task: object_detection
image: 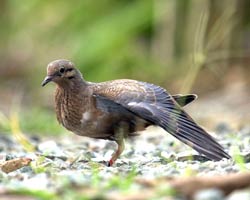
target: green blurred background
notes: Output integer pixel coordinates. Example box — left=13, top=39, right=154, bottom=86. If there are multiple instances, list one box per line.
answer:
left=0, top=0, right=249, bottom=135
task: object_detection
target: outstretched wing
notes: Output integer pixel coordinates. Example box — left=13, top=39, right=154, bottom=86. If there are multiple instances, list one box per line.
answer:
left=91, top=79, right=230, bottom=161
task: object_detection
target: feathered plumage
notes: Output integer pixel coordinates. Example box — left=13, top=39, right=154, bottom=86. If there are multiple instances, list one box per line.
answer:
left=42, top=59, right=230, bottom=166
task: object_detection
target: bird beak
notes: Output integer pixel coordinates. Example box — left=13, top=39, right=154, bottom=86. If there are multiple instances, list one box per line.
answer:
left=41, top=76, right=53, bottom=87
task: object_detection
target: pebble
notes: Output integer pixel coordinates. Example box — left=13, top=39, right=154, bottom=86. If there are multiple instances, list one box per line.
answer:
left=227, top=190, right=250, bottom=200
left=194, top=189, right=224, bottom=200
left=20, top=173, right=49, bottom=190
left=38, top=140, right=65, bottom=157
left=1, top=125, right=249, bottom=199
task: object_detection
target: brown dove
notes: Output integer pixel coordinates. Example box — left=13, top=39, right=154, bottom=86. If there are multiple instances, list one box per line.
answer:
left=42, top=59, right=230, bottom=166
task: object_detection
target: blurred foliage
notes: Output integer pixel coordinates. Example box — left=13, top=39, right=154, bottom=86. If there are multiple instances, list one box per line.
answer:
left=10, top=110, right=35, bottom=152
left=0, top=0, right=250, bottom=134
left=0, top=108, right=64, bottom=135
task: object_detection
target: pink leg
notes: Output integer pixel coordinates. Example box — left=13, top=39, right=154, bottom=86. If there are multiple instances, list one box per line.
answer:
left=108, top=140, right=125, bottom=166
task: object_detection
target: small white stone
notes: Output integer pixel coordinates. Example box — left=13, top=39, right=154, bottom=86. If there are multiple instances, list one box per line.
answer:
left=38, top=140, right=64, bottom=156
left=227, top=190, right=250, bottom=200
left=194, top=189, right=224, bottom=200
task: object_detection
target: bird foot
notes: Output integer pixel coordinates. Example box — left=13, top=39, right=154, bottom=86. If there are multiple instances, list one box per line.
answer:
left=108, top=159, right=114, bottom=167
left=96, top=160, right=114, bottom=167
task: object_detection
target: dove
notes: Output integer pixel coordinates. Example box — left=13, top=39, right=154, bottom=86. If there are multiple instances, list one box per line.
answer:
left=42, top=59, right=230, bottom=166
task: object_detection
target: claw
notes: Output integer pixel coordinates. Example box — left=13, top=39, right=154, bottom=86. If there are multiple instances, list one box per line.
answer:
left=108, top=159, right=113, bottom=167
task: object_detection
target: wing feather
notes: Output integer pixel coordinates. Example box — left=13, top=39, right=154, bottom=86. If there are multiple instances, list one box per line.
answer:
left=91, top=79, right=230, bottom=160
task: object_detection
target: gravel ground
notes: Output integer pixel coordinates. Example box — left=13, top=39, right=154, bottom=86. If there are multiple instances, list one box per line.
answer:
left=0, top=124, right=250, bottom=199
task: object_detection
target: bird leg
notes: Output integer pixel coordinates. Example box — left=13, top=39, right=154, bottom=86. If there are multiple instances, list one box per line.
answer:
left=108, top=139, right=125, bottom=166
left=108, top=122, right=128, bottom=166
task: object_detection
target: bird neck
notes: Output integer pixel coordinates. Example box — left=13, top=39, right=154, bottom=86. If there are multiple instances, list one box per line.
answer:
left=56, top=76, right=88, bottom=91
left=55, top=78, right=92, bottom=127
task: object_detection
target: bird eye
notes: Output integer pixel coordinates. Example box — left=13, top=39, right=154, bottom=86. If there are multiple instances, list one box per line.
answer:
left=59, top=67, right=65, bottom=73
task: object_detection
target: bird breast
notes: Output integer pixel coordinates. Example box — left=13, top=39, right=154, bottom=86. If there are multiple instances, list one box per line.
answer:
left=55, top=86, right=150, bottom=140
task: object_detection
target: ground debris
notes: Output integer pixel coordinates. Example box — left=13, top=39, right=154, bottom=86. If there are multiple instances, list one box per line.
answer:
left=0, top=157, right=32, bottom=174
left=137, top=173, right=250, bottom=199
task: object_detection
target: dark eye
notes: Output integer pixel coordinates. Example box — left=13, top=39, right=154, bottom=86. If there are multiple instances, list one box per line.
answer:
left=59, top=67, right=65, bottom=73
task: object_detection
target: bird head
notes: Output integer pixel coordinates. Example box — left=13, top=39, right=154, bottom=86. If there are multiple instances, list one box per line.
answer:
left=42, top=59, right=82, bottom=87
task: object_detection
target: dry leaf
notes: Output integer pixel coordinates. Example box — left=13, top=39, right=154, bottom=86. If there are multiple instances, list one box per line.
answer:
left=0, top=157, right=32, bottom=173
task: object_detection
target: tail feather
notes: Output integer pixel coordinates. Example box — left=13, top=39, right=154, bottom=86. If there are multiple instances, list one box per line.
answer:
left=172, top=94, right=197, bottom=107
left=174, top=125, right=230, bottom=160
left=158, top=107, right=231, bottom=160
left=169, top=110, right=225, bottom=150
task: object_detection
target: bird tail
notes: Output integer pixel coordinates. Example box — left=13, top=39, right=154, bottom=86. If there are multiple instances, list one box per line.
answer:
left=158, top=107, right=231, bottom=161
left=172, top=94, right=197, bottom=107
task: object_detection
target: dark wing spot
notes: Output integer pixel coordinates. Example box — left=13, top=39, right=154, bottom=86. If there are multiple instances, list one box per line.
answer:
left=66, top=68, right=73, bottom=72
